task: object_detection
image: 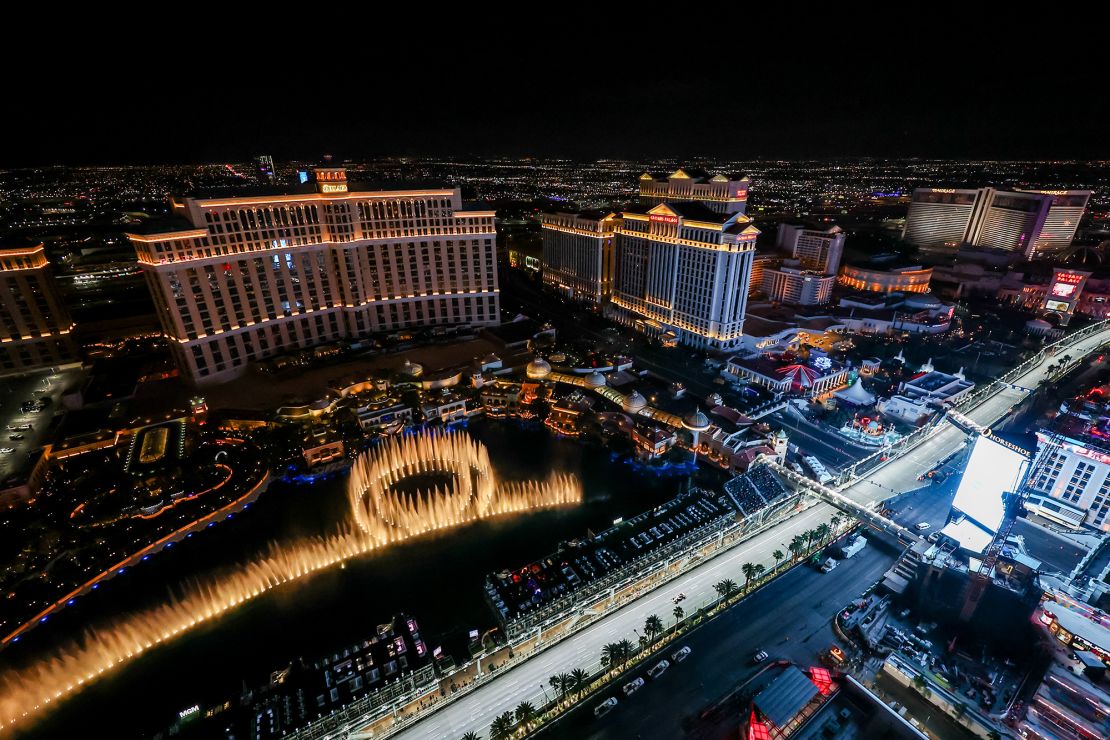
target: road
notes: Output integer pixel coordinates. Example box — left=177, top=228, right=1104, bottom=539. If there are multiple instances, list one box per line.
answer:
left=390, top=327, right=1110, bottom=740
left=392, top=503, right=842, bottom=740
left=545, top=537, right=900, bottom=740
left=770, top=410, right=870, bottom=471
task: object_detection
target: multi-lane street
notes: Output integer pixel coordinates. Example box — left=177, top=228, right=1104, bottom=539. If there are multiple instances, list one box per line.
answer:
left=391, top=326, right=1110, bottom=740
left=545, top=536, right=901, bottom=740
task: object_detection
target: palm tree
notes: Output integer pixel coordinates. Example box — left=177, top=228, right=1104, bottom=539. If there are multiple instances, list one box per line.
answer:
left=830, top=513, right=842, bottom=533
left=714, top=579, right=736, bottom=606
left=815, top=523, right=831, bottom=544
left=515, top=701, right=536, bottom=731
left=601, top=642, right=620, bottom=670
left=789, top=534, right=807, bottom=561
left=461, top=733, right=481, bottom=740
left=569, top=667, right=589, bottom=699
left=549, top=673, right=568, bottom=704
left=490, top=712, right=515, bottom=740
left=741, top=562, right=759, bottom=591
left=772, top=549, right=785, bottom=572
left=617, top=638, right=634, bottom=665
left=804, top=528, right=819, bottom=550
left=644, top=614, right=663, bottom=643
left=672, top=605, right=685, bottom=635
left=752, top=563, right=765, bottom=584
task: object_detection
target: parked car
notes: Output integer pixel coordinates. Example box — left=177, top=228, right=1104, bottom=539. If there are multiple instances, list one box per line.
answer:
left=914, top=522, right=931, bottom=532
left=622, top=677, right=645, bottom=696
left=8, top=434, right=24, bottom=441
left=594, top=697, right=618, bottom=717
left=647, top=659, right=670, bottom=679
left=820, top=557, right=838, bottom=573
left=672, top=646, right=691, bottom=662
left=752, top=650, right=769, bottom=663
left=0, top=448, right=13, bottom=454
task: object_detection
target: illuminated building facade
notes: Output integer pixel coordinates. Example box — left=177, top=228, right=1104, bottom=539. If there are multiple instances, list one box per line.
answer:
left=904, top=187, right=1090, bottom=257
left=1018, top=189, right=1092, bottom=253
left=761, top=266, right=835, bottom=306
left=1026, top=407, right=1110, bottom=531
left=902, top=188, right=982, bottom=249
left=749, top=253, right=781, bottom=297
left=639, top=168, right=749, bottom=215
left=838, top=263, right=932, bottom=294
left=254, top=155, right=275, bottom=183
left=968, top=189, right=1052, bottom=256
left=777, top=224, right=844, bottom=274
left=538, top=210, right=620, bottom=303
left=0, top=242, right=77, bottom=376
left=129, top=168, right=498, bottom=385
left=609, top=201, right=759, bottom=350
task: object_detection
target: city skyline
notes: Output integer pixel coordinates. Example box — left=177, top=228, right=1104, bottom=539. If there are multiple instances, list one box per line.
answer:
left=2, top=22, right=1110, bottom=735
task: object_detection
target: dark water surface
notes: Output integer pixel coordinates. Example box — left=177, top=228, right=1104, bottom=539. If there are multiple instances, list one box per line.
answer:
left=12, top=420, right=720, bottom=738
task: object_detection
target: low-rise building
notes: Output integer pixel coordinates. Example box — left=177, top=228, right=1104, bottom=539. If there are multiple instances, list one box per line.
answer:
left=838, top=257, right=932, bottom=294
left=725, top=355, right=849, bottom=398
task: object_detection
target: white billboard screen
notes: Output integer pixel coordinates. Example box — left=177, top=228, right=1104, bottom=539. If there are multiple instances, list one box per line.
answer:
left=951, top=436, right=1028, bottom=534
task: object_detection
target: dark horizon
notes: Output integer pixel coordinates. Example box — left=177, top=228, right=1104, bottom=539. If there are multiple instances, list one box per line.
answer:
left=4, top=26, right=1106, bottom=167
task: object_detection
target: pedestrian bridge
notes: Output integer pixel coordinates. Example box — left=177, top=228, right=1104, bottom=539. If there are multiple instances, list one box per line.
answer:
left=761, top=460, right=921, bottom=544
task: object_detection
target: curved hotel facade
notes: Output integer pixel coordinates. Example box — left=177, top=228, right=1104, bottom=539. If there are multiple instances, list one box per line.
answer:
left=129, top=168, right=498, bottom=385
left=903, top=187, right=1090, bottom=256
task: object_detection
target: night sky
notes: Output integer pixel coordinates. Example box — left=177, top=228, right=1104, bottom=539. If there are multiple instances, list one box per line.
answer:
left=4, top=24, right=1105, bottom=166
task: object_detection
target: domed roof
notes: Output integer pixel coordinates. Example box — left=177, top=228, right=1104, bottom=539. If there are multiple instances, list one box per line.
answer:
left=585, top=370, right=607, bottom=388
left=400, top=359, right=424, bottom=377
left=623, top=391, right=647, bottom=413
left=682, top=407, right=711, bottom=431
left=776, top=428, right=788, bottom=440
left=526, top=357, right=552, bottom=379
left=1026, top=318, right=1053, bottom=329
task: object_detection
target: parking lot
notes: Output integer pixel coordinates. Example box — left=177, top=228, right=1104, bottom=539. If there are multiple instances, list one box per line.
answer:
left=0, top=368, right=79, bottom=481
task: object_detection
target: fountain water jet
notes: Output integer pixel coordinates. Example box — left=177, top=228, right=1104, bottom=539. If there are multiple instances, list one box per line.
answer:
left=0, top=430, right=581, bottom=732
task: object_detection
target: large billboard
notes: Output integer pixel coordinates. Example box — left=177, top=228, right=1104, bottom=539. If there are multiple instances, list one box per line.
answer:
left=951, top=435, right=1029, bottom=534
left=1042, top=269, right=1090, bottom=319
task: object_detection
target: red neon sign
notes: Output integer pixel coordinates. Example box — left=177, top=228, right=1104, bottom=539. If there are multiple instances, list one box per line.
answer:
left=650, top=214, right=678, bottom=225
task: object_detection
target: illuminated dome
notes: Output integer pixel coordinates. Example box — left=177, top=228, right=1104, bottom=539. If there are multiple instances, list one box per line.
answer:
left=526, top=357, right=552, bottom=380
left=623, top=391, right=648, bottom=413
left=585, top=370, right=607, bottom=388
left=682, top=407, right=711, bottom=432
left=400, top=359, right=424, bottom=378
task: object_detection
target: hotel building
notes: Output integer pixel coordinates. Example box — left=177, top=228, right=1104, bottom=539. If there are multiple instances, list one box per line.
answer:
left=0, top=242, right=77, bottom=376
left=903, top=187, right=1091, bottom=257
left=639, top=168, right=750, bottom=215
left=777, top=224, right=844, bottom=274
left=129, top=168, right=498, bottom=385
left=538, top=210, right=620, bottom=303
left=1026, top=406, right=1110, bottom=532
left=609, top=201, right=759, bottom=350
left=903, top=188, right=983, bottom=249
left=1018, top=189, right=1092, bottom=253
left=761, top=267, right=835, bottom=306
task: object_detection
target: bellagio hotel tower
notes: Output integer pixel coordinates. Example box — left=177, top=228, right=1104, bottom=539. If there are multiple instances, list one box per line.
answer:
left=129, top=168, right=498, bottom=385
